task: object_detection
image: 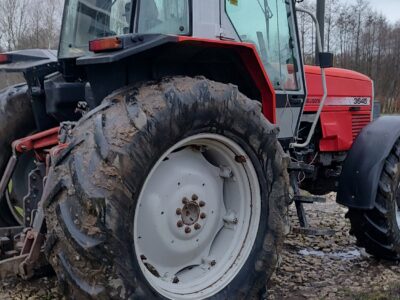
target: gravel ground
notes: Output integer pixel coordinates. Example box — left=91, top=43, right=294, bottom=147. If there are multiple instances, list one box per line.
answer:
left=1, top=193, right=400, bottom=299
left=269, top=193, right=400, bottom=300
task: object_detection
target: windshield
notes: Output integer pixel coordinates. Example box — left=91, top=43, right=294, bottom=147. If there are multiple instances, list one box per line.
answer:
left=59, top=0, right=132, bottom=58
left=226, top=0, right=301, bottom=91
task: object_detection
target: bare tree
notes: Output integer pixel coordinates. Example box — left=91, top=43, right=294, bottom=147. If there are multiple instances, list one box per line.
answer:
left=0, top=0, right=63, bottom=50
left=0, top=0, right=30, bottom=50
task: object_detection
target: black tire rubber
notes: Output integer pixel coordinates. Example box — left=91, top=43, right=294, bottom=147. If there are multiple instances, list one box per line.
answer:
left=0, top=84, right=36, bottom=226
left=43, top=77, right=289, bottom=299
left=347, top=139, right=400, bottom=260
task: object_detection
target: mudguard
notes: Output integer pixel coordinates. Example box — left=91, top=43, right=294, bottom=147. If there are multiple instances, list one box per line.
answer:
left=0, top=49, right=58, bottom=73
left=78, top=34, right=277, bottom=123
left=337, top=116, right=400, bottom=209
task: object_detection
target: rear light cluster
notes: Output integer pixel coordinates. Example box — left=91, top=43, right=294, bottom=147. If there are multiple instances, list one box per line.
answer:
left=89, top=37, right=122, bottom=53
left=0, top=54, right=10, bottom=64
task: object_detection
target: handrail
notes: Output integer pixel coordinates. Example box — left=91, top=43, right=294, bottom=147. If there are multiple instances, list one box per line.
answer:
left=290, top=7, right=328, bottom=149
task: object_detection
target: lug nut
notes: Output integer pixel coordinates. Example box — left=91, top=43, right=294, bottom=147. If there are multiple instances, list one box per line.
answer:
left=194, top=223, right=201, bottom=230
left=199, top=201, right=206, bottom=207
left=182, top=197, right=189, bottom=204
left=176, top=208, right=182, bottom=215
left=177, top=221, right=183, bottom=228
left=210, top=260, right=216, bottom=266
left=192, top=194, right=198, bottom=201
left=185, top=227, right=191, bottom=234
left=200, top=212, right=206, bottom=219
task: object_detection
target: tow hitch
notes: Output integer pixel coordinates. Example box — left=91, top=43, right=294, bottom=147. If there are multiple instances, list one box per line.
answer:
left=0, top=127, right=67, bottom=279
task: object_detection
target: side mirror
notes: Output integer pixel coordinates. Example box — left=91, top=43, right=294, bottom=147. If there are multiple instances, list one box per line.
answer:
left=319, top=52, right=334, bottom=68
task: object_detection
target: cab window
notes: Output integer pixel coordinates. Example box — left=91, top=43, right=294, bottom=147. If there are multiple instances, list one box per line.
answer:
left=137, top=0, right=190, bottom=35
left=226, top=0, right=300, bottom=91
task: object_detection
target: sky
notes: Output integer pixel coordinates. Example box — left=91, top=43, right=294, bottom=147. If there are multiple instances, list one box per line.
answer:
left=363, top=0, right=400, bottom=23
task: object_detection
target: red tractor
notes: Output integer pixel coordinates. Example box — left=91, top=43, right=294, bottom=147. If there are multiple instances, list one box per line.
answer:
left=0, top=0, right=397, bottom=298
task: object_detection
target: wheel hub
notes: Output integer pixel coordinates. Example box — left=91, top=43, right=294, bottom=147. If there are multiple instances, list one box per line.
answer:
left=181, top=198, right=201, bottom=226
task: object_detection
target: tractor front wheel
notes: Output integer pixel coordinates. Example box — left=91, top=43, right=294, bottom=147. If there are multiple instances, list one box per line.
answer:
left=44, top=77, right=288, bottom=299
left=347, top=139, right=400, bottom=259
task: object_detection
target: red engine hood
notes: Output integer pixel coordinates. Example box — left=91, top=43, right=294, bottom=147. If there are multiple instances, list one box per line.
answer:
left=303, top=65, right=373, bottom=152
left=304, top=66, right=373, bottom=110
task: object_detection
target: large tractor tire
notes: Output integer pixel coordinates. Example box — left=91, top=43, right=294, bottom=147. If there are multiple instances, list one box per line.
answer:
left=43, top=77, right=289, bottom=299
left=0, top=84, right=36, bottom=226
left=347, top=139, right=400, bottom=259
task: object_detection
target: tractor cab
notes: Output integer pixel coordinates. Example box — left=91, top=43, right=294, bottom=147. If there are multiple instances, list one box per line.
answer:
left=59, top=0, right=306, bottom=140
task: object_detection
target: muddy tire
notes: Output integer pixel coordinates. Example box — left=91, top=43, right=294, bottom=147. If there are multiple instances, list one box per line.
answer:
left=43, top=77, right=289, bottom=299
left=347, top=139, right=400, bottom=260
left=0, top=84, right=36, bottom=226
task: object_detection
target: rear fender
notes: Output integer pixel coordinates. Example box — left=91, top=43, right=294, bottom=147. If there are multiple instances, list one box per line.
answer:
left=0, top=49, right=59, bottom=130
left=0, top=49, right=58, bottom=74
left=337, top=116, right=400, bottom=209
left=77, top=34, right=277, bottom=123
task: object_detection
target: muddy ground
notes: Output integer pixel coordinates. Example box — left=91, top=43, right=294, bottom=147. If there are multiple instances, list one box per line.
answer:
left=1, top=193, right=400, bottom=299
left=269, top=193, right=400, bottom=300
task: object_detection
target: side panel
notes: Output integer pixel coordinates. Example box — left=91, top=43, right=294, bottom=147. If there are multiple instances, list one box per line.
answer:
left=319, top=111, right=353, bottom=151
left=337, top=116, right=400, bottom=209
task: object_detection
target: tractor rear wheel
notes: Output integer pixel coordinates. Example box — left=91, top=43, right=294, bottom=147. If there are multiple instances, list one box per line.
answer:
left=0, top=84, right=36, bottom=226
left=347, top=139, right=400, bottom=259
left=43, top=77, right=289, bottom=299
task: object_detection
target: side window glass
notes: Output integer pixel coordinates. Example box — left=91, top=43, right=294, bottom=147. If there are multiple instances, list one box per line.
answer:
left=226, top=0, right=300, bottom=91
left=137, top=0, right=189, bottom=34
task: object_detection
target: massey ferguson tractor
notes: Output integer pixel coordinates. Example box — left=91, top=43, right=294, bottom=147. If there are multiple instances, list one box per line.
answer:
left=0, top=0, right=398, bottom=299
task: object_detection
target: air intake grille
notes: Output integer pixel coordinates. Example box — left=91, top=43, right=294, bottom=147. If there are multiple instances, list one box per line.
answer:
left=352, top=114, right=371, bottom=140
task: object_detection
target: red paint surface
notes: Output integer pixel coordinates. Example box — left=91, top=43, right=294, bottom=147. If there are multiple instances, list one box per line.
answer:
left=304, top=66, right=373, bottom=152
left=0, top=54, right=10, bottom=64
left=13, top=127, right=60, bottom=161
left=177, top=37, right=277, bottom=123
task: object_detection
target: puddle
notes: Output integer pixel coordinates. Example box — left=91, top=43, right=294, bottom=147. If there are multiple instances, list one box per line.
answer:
left=299, top=249, right=361, bottom=260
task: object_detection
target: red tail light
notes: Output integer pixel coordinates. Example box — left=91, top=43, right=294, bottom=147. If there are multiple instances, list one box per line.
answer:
left=0, top=54, right=10, bottom=64
left=89, top=37, right=122, bottom=53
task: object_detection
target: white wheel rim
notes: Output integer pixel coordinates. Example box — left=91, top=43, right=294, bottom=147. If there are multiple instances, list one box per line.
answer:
left=134, top=133, right=261, bottom=300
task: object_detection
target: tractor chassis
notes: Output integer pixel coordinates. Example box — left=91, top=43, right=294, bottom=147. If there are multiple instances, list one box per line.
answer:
left=0, top=123, right=339, bottom=280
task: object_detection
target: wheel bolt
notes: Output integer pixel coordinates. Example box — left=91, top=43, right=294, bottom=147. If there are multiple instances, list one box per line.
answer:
left=177, top=221, right=183, bottom=228
left=185, top=227, right=191, bottom=234
left=194, top=223, right=201, bottom=230
left=176, top=208, right=182, bottom=215
left=199, top=201, right=206, bottom=207
left=192, top=194, right=198, bottom=201
left=210, top=260, right=216, bottom=266
left=182, top=197, right=189, bottom=204
left=200, top=212, right=206, bottom=219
